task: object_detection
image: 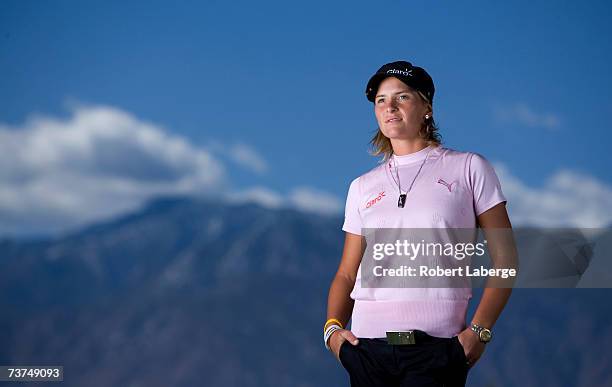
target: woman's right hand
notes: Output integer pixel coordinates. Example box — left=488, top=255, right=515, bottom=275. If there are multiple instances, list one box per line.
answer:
left=329, top=329, right=360, bottom=361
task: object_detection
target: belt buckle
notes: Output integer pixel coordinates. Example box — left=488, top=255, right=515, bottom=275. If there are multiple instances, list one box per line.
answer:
left=386, top=330, right=415, bottom=345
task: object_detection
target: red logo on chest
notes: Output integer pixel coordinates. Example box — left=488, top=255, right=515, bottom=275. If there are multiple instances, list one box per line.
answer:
left=366, top=191, right=386, bottom=208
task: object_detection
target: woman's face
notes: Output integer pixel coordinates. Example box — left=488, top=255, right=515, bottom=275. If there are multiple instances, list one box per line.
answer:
left=374, top=77, right=431, bottom=141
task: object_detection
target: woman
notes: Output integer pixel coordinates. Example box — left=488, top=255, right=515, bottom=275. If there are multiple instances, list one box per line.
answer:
left=324, top=61, right=516, bottom=387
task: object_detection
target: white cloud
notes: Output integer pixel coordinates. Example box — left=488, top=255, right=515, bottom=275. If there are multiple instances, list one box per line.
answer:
left=288, top=187, right=343, bottom=215
left=226, top=185, right=342, bottom=216
left=495, top=163, right=612, bottom=228
left=205, top=140, right=269, bottom=174
left=0, top=104, right=226, bottom=236
left=228, top=143, right=268, bottom=174
left=225, top=186, right=284, bottom=209
left=0, top=104, right=340, bottom=237
left=493, top=103, right=561, bottom=130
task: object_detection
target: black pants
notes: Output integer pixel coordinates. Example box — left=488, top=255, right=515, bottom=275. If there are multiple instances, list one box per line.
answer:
left=338, top=331, right=469, bottom=387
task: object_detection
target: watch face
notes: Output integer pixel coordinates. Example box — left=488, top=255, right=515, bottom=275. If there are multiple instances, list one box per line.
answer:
left=480, top=329, right=492, bottom=342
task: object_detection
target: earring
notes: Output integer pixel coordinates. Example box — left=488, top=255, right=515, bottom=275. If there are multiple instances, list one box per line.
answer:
left=425, top=115, right=430, bottom=119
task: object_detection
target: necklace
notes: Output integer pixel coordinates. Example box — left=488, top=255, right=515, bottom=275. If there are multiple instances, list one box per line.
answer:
left=388, top=147, right=432, bottom=208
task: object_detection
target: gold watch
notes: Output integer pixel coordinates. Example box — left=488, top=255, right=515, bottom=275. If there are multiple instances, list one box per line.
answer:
left=470, top=323, right=492, bottom=343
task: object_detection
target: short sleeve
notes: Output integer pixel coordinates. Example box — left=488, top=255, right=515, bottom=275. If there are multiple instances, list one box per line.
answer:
left=468, top=153, right=507, bottom=216
left=342, top=177, right=363, bottom=235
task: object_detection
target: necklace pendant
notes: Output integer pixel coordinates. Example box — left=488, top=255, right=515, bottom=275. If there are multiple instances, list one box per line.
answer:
left=398, top=194, right=407, bottom=208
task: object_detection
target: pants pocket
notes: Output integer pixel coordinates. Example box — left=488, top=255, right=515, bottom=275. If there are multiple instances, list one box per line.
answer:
left=452, top=336, right=467, bottom=363
left=441, top=337, right=469, bottom=386
left=338, top=340, right=349, bottom=368
left=451, top=336, right=471, bottom=375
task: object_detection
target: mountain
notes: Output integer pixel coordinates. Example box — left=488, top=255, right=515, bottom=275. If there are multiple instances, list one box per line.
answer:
left=0, top=197, right=611, bottom=387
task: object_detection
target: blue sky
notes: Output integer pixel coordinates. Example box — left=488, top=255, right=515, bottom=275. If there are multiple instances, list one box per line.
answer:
left=1, top=0, right=611, bottom=236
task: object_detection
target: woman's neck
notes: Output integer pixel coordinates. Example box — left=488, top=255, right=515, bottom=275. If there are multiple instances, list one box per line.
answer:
left=391, top=139, right=431, bottom=156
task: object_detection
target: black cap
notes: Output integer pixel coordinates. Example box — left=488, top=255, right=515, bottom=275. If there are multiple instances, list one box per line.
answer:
left=365, top=61, right=435, bottom=103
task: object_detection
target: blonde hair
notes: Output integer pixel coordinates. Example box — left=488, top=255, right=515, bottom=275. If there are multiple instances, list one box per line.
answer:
left=368, top=91, right=441, bottom=162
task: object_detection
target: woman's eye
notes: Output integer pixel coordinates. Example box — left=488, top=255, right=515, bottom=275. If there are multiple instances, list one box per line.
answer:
left=376, top=99, right=384, bottom=104
left=399, top=95, right=409, bottom=100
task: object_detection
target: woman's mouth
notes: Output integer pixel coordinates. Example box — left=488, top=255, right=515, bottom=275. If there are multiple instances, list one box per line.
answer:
left=386, top=117, right=402, bottom=123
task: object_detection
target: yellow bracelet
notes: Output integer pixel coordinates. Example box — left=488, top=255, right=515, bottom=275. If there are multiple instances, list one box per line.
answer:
left=324, top=318, right=344, bottom=332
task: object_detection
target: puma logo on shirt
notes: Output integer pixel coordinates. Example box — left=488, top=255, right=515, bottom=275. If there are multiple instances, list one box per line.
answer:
left=437, top=178, right=457, bottom=192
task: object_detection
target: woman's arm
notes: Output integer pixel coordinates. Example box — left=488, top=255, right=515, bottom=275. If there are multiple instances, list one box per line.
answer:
left=472, top=202, right=518, bottom=328
left=325, top=232, right=365, bottom=358
left=458, top=202, right=519, bottom=366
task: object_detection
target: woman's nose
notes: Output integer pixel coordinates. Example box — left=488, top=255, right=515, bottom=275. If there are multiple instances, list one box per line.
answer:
left=386, top=102, right=398, bottom=112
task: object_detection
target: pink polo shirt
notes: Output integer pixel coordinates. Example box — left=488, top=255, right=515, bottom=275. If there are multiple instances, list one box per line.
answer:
left=342, top=145, right=507, bottom=338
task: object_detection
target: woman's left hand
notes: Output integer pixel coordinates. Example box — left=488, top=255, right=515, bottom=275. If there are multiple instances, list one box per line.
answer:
left=457, top=328, right=486, bottom=367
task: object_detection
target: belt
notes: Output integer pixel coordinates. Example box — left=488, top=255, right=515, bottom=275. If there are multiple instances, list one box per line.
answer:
left=385, top=330, right=442, bottom=345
